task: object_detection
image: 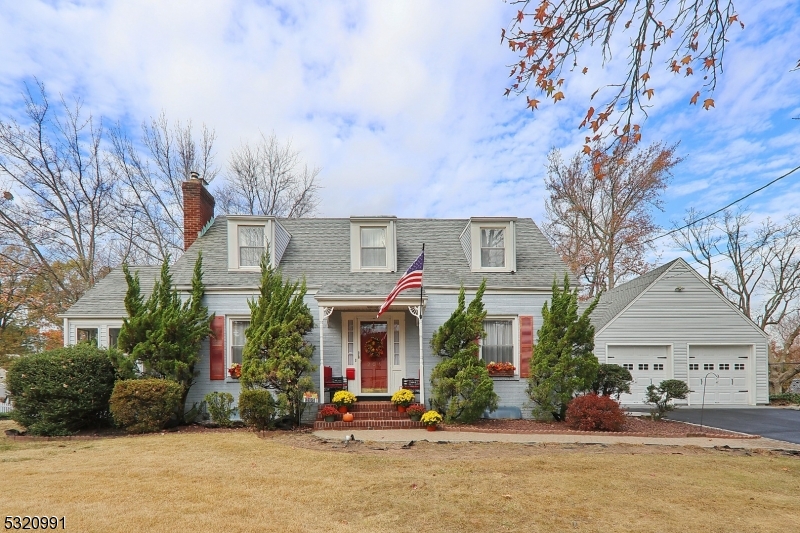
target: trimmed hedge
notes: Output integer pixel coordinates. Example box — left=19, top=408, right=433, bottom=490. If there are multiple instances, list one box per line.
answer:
left=566, top=393, right=626, bottom=432
left=110, top=379, right=183, bottom=433
left=6, top=344, right=117, bottom=436
left=770, top=393, right=800, bottom=405
left=238, top=389, right=277, bottom=430
left=204, top=391, right=237, bottom=427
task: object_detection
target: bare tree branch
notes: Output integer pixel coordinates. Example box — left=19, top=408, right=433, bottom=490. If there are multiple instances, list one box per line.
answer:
left=216, top=132, right=320, bottom=218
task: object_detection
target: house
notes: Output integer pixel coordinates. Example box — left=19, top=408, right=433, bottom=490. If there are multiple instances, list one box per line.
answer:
left=61, top=176, right=571, bottom=418
left=590, top=258, right=769, bottom=406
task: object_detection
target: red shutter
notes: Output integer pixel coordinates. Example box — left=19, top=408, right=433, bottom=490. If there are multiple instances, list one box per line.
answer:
left=210, top=315, right=225, bottom=380
left=519, top=315, right=534, bottom=378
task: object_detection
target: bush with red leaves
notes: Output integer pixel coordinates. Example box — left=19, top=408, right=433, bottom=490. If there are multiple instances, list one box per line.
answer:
left=566, top=393, right=626, bottom=432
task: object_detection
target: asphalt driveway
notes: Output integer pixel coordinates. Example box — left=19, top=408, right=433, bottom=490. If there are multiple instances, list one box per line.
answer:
left=667, top=408, right=800, bottom=444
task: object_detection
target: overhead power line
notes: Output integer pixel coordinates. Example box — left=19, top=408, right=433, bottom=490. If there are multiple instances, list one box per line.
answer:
left=644, top=163, right=800, bottom=245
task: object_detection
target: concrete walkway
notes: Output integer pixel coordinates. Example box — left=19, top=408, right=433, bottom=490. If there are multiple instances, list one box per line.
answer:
left=313, top=428, right=800, bottom=451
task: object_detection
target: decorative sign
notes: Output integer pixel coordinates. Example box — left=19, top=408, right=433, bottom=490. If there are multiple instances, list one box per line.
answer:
left=302, top=392, right=319, bottom=403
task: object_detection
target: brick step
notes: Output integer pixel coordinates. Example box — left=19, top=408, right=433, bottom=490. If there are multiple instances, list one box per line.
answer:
left=323, top=401, right=419, bottom=414
left=316, top=411, right=415, bottom=421
left=313, top=419, right=428, bottom=430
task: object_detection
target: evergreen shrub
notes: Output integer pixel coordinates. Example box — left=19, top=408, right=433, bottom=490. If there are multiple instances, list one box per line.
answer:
left=6, top=344, right=117, bottom=436
left=204, top=391, right=237, bottom=427
left=238, top=389, right=277, bottom=430
left=566, top=393, right=626, bottom=431
left=109, top=379, right=183, bottom=433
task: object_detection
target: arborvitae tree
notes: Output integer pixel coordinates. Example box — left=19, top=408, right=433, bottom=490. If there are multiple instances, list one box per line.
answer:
left=240, top=253, right=315, bottom=427
left=118, top=253, right=212, bottom=419
left=528, top=273, right=599, bottom=421
left=429, top=281, right=498, bottom=423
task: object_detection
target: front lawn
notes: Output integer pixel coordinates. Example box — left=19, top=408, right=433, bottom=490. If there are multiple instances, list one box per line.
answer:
left=2, top=420, right=799, bottom=532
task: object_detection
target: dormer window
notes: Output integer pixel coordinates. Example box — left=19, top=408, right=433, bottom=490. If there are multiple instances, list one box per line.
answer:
left=350, top=217, right=397, bottom=272
left=481, top=228, right=505, bottom=268
left=361, top=227, right=387, bottom=267
left=227, top=216, right=291, bottom=271
left=461, top=217, right=517, bottom=273
left=238, top=226, right=265, bottom=267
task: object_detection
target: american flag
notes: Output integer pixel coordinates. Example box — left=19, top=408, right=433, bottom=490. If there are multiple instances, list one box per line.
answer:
left=377, top=251, right=424, bottom=317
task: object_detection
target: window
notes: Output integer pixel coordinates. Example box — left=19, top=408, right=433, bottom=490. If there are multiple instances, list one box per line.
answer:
left=704, top=363, right=714, bottom=370
left=360, top=227, right=387, bottom=267
left=230, top=320, right=250, bottom=366
left=238, top=226, right=265, bottom=267
left=482, top=319, right=514, bottom=364
left=653, top=363, right=664, bottom=371
left=638, top=363, right=649, bottom=370
left=689, top=364, right=699, bottom=371
left=108, top=328, right=121, bottom=349
left=719, top=363, right=730, bottom=370
left=622, top=363, right=634, bottom=370
left=77, top=328, right=98, bottom=345
left=350, top=217, right=396, bottom=272
left=464, top=218, right=516, bottom=272
left=735, top=363, right=745, bottom=370
left=480, top=228, right=505, bottom=268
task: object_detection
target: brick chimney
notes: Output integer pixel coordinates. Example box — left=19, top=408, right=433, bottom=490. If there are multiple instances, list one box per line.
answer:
left=182, top=171, right=215, bottom=251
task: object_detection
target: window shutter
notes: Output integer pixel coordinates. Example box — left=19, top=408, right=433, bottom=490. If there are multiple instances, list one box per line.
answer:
left=210, top=315, right=225, bottom=380
left=519, top=315, right=534, bottom=378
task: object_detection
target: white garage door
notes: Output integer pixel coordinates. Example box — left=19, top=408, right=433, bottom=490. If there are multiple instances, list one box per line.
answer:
left=688, top=345, right=751, bottom=405
left=606, top=345, right=671, bottom=405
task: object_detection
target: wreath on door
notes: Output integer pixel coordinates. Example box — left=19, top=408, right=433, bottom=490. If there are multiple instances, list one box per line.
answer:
left=364, top=337, right=385, bottom=359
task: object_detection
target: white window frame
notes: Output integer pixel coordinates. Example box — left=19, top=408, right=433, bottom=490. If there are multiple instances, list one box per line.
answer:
left=227, top=216, right=275, bottom=271
left=228, top=316, right=251, bottom=370
left=350, top=217, right=397, bottom=272
left=480, top=316, right=519, bottom=375
left=468, top=218, right=516, bottom=273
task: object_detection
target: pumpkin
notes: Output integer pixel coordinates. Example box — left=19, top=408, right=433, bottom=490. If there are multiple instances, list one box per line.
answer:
left=342, top=412, right=354, bottom=423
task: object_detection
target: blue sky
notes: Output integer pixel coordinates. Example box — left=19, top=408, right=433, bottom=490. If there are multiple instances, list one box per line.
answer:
left=1, top=0, right=799, bottom=264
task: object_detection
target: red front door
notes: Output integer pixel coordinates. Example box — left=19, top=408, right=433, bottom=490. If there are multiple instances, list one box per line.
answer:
left=360, top=321, right=388, bottom=393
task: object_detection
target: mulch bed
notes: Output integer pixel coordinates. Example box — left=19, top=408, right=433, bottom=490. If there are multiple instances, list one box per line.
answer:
left=440, top=416, right=759, bottom=439
left=3, top=417, right=757, bottom=441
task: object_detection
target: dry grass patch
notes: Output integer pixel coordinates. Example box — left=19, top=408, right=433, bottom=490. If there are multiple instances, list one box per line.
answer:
left=2, top=420, right=799, bottom=532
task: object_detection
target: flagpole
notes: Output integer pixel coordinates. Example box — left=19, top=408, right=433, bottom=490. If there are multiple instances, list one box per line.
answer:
left=419, top=243, right=425, bottom=406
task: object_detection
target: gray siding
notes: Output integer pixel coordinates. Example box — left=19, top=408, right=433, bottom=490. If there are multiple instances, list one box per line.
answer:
left=594, top=261, right=769, bottom=404
left=186, top=290, right=552, bottom=418
left=422, top=291, right=551, bottom=418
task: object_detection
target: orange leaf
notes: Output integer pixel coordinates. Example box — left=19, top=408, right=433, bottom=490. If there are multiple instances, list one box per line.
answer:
left=535, top=2, right=549, bottom=23
left=690, top=91, right=700, bottom=105
left=685, top=67, right=693, bottom=76
left=728, top=14, right=738, bottom=23
left=666, top=28, right=674, bottom=38
left=703, top=98, right=715, bottom=110
left=586, top=106, right=595, bottom=120
left=644, top=88, right=655, bottom=100
left=553, top=91, right=565, bottom=102
left=681, top=55, right=692, bottom=65
left=641, top=72, right=650, bottom=82
left=527, top=97, right=540, bottom=110
left=583, top=145, right=591, bottom=155
left=704, top=57, right=715, bottom=69
left=517, top=10, right=524, bottom=22
left=582, top=66, right=588, bottom=74
left=671, top=62, right=681, bottom=73
left=633, top=132, right=642, bottom=143
left=636, top=43, right=646, bottom=52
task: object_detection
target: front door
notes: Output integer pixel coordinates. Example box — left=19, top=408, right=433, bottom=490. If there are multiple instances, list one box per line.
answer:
left=360, top=321, right=389, bottom=393
left=341, top=312, right=406, bottom=396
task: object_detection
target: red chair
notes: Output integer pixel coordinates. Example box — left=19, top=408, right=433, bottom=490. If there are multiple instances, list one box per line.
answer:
left=324, top=366, right=348, bottom=402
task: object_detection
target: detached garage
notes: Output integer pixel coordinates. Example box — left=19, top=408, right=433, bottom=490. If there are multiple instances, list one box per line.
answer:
left=590, top=258, right=768, bottom=406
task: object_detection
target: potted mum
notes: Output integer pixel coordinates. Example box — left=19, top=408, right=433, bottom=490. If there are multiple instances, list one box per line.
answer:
left=391, top=389, right=415, bottom=412
left=332, top=390, right=357, bottom=413
left=228, top=363, right=242, bottom=379
left=407, top=404, right=425, bottom=422
left=420, top=410, right=443, bottom=431
left=319, top=405, right=339, bottom=423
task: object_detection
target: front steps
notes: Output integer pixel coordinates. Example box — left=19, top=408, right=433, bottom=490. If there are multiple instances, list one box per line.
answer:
left=313, top=401, right=425, bottom=430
